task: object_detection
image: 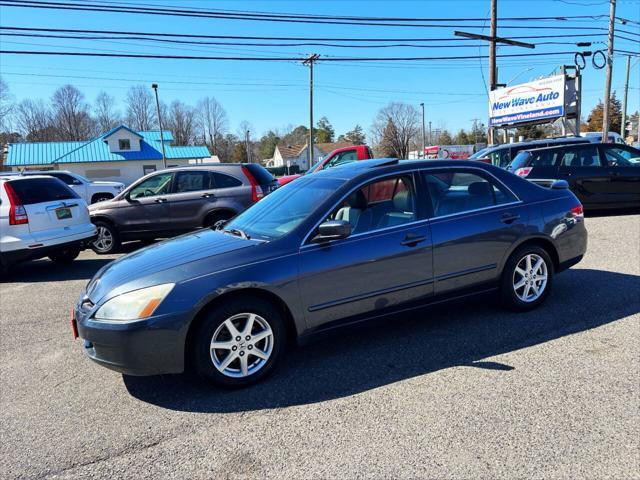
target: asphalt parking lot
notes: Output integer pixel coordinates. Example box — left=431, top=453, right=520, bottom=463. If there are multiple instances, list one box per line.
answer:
left=1, top=214, right=639, bottom=479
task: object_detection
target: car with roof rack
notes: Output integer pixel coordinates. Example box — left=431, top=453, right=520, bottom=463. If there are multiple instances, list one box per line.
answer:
left=72, top=157, right=587, bottom=387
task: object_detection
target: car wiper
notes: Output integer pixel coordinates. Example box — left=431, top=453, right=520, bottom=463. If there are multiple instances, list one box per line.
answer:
left=224, top=228, right=250, bottom=240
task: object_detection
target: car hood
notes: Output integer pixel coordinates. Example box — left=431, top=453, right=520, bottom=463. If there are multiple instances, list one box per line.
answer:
left=86, top=229, right=258, bottom=303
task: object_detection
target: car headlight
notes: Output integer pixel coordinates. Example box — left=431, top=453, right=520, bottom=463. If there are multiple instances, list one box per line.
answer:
left=94, top=284, right=174, bottom=321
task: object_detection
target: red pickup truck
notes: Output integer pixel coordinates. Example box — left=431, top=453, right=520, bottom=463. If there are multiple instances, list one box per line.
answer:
left=278, top=145, right=374, bottom=186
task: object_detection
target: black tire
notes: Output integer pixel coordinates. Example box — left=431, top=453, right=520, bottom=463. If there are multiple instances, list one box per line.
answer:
left=203, top=211, right=234, bottom=229
left=91, top=194, right=113, bottom=204
left=48, top=246, right=80, bottom=264
left=91, top=220, right=121, bottom=254
left=500, top=245, right=554, bottom=311
left=191, top=296, right=286, bottom=388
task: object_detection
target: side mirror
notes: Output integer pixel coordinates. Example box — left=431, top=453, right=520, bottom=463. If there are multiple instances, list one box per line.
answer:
left=312, top=220, right=352, bottom=243
left=551, top=179, right=569, bottom=190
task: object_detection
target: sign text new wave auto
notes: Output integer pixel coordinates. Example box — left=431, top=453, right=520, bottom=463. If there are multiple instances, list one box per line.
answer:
left=489, top=75, right=566, bottom=127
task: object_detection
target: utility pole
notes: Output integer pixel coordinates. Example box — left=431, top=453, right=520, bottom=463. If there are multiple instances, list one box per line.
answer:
left=303, top=54, right=320, bottom=169
left=620, top=54, right=631, bottom=139
left=454, top=0, right=534, bottom=146
left=429, top=121, right=432, bottom=146
left=151, top=83, right=167, bottom=169
left=602, top=0, right=616, bottom=141
left=420, top=103, right=426, bottom=158
left=245, top=129, right=251, bottom=163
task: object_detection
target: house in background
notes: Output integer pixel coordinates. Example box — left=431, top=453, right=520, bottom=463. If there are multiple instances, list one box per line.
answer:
left=267, top=141, right=353, bottom=171
left=5, top=125, right=211, bottom=185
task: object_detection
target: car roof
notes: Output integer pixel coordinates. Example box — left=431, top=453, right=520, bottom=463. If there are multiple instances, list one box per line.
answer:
left=519, top=142, right=610, bottom=153
left=0, top=174, right=58, bottom=181
left=480, top=137, right=588, bottom=153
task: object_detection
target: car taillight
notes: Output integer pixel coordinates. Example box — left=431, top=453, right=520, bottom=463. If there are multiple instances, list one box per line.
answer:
left=514, top=167, right=532, bottom=178
left=3, top=182, right=28, bottom=225
left=242, top=166, right=264, bottom=202
left=570, top=204, right=584, bottom=219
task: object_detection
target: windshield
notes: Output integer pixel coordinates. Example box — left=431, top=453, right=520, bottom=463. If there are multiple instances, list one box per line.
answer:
left=469, top=148, right=490, bottom=159
left=73, top=173, right=90, bottom=183
left=225, top=177, right=343, bottom=241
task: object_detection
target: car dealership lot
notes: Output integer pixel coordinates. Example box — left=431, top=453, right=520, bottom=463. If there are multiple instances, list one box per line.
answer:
left=1, top=215, right=639, bottom=479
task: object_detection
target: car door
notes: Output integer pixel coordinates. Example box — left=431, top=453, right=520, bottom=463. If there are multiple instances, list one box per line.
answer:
left=167, top=170, right=216, bottom=232
left=116, top=172, right=173, bottom=234
left=557, top=144, right=610, bottom=208
left=423, top=168, right=528, bottom=295
left=298, top=173, right=434, bottom=330
left=599, top=144, right=640, bottom=208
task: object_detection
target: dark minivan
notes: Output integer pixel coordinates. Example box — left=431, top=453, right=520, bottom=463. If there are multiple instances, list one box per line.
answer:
left=508, top=143, right=640, bottom=211
left=89, top=163, right=278, bottom=253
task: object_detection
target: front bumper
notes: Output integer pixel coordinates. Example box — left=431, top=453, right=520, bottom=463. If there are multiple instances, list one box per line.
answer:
left=74, top=304, right=191, bottom=376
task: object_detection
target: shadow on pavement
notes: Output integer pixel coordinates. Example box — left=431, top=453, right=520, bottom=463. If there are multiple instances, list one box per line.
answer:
left=124, top=268, right=640, bottom=412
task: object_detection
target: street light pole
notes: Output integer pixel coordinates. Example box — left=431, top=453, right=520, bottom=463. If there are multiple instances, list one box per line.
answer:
left=420, top=103, right=426, bottom=159
left=151, top=83, right=167, bottom=169
left=428, top=121, right=432, bottom=146
left=245, top=129, right=251, bottom=163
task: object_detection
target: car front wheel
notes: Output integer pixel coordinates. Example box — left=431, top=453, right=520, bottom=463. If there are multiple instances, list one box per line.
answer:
left=91, top=221, right=121, bottom=254
left=501, top=245, right=554, bottom=311
left=191, top=297, right=286, bottom=387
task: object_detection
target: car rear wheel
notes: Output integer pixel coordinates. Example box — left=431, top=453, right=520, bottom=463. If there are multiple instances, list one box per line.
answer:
left=91, top=221, right=120, bottom=254
left=501, top=246, right=553, bottom=311
left=191, top=297, right=285, bottom=387
left=48, top=246, right=80, bottom=264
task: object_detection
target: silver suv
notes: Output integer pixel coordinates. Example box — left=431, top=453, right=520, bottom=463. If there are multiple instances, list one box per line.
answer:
left=89, top=164, right=278, bottom=253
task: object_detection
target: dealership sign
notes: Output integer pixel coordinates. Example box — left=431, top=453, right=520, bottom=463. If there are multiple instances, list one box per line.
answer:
left=489, top=75, right=565, bottom=127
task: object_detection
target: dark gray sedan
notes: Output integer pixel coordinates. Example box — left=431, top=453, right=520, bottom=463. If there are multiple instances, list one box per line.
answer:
left=73, top=159, right=587, bottom=387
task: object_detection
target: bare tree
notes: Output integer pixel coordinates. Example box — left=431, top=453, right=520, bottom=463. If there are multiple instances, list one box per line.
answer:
left=94, top=92, right=121, bottom=133
left=0, top=77, right=14, bottom=130
left=51, top=85, right=96, bottom=140
left=370, top=102, right=419, bottom=159
left=196, top=96, right=228, bottom=155
left=165, top=100, right=196, bottom=146
left=15, top=99, right=56, bottom=141
left=125, top=85, right=156, bottom=131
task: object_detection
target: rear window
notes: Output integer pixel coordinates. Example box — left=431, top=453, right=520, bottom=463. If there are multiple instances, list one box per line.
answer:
left=242, top=164, right=275, bottom=185
left=7, top=178, right=79, bottom=205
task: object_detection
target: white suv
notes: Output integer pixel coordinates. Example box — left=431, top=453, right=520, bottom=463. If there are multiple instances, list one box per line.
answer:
left=0, top=175, right=97, bottom=269
left=7, top=171, right=125, bottom=204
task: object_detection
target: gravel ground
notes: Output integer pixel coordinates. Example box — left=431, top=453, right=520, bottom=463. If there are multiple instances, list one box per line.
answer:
left=1, top=214, right=639, bottom=479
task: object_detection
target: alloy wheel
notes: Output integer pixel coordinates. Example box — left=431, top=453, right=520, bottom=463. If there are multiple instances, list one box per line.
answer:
left=93, top=226, right=114, bottom=253
left=210, top=313, right=274, bottom=378
left=512, top=253, right=548, bottom=303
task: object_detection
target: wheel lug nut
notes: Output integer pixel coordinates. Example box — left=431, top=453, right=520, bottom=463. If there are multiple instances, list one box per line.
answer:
left=232, top=346, right=237, bottom=351
left=239, top=351, right=245, bottom=356
left=246, top=335, right=251, bottom=341
left=235, top=336, right=241, bottom=341
left=248, top=345, right=253, bottom=350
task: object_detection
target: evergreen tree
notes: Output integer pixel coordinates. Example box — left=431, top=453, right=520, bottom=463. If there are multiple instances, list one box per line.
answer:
left=587, top=92, right=623, bottom=134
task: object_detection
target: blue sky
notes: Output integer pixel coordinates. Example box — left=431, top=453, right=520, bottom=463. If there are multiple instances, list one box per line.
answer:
left=1, top=0, right=638, bottom=139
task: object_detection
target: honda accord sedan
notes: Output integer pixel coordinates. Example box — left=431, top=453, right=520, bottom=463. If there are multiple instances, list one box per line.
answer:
left=72, top=158, right=587, bottom=387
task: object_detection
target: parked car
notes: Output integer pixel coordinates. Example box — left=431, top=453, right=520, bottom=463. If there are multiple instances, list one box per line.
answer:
left=470, top=137, right=590, bottom=168
left=0, top=175, right=97, bottom=270
left=277, top=145, right=374, bottom=186
left=72, top=158, right=587, bottom=387
left=507, top=143, right=640, bottom=211
left=4, top=170, right=124, bottom=204
left=580, top=131, right=626, bottom=144
left=89, top=163, right=278, bottom=254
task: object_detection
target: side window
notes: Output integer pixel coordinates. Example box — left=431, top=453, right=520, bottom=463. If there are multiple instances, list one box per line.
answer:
left=174, top=171, right=209, bottom=193
left=211, top=172, right=243, bottom=189
left=327, top=175, right=416, bottom=235
left=603, top=146, right=640, bottom=167
left=55, top=173, right=81, bottom=185
left=529, top=150, right=557, bottom=167
left=560, top=146, right=602, bottom=167
left=423, top=170, right=517, bottom=218
left=129, top=173, right=173, bottom=199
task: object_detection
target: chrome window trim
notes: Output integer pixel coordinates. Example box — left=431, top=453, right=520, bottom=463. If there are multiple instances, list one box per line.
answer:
left=428, top=200, right=524, bottom=223
left=300, top=165, right=522, bottom=248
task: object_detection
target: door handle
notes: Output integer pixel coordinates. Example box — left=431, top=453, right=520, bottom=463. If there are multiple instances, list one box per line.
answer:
left=201, top=193, right=214, bottom=198
left=400, top=234, right=427, bottom=247
left=154, top=198, right=167, bottom=203
left=500, top=213, right=520, bottom=224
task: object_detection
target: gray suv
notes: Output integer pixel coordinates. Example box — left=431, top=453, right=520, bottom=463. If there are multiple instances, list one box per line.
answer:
left=89, top=163, right=278, bottom=253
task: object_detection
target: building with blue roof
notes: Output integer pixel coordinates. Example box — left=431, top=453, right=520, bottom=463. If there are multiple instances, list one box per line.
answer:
left=5, top=125, right=212, bottom=185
